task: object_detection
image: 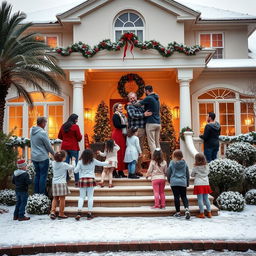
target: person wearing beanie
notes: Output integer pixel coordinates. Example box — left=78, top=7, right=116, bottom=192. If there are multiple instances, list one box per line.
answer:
left=12, top=159, right=32, bottom=221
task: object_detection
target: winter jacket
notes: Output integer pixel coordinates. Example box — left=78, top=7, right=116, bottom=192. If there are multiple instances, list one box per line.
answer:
left=139, top=93, right=160, bottom=124
left=74, top=159, right=109, bottom=179
left=12, top=170, right=32, bottom=192
left=146, top=160, right=167, bottom=181
left=124, top=136, right=142, bottom=163
left=200, top=122, right=221, bottom=148
left=30, top=126, right=55, bottom=162
left=52, top=161, right=74, bottom=184
left=167, top=160, right=190, bottom=187
left=58, top=124, right=82, bottom=151
left=191, top=165, right=210, bottom=186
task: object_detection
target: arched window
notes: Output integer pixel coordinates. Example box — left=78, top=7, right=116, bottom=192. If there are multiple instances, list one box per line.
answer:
left=197, top=89, right=255, bottom=136
left=114, top=12, right=144, bottom=41
left=7, top=92, right=64, bottom=138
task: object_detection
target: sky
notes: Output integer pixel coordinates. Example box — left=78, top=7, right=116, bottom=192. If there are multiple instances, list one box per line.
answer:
left=3, top=0, right=256, bottom=51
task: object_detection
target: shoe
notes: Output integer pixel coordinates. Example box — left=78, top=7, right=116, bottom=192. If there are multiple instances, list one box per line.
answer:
left=118, top=170, right=127, bottom=178
left=151, top=206, right=160, bottom=209
left=108, top=184, right=114, bottom=188
left=87, top=213, right=94, bottom=220
left=113, top=170, right=120, bottom=178
left=58, top=215, right=68, bottom=219
left=75, top=182, right=79, bottom=187
left=75, top=212, right=82, bottom=221
left=13, top=216, right=18, bottom=220
left=206, top=211, right=212, bottom=218
left=128, top=174, right=140, bottom=179
left=173, top=212, right=181, bottom=217
left=185, top=208, right=190, bottom=220
left=196, top=213, right=205, bottom=218
left=160, top=206, right=166, bottom=210
left=98, top=182, right=104, bottom=188
left=18, top=216, right=30, bottom=221
left=135, top=171, right=143, bottom=177
left=50, top=213, right=56, bottom=220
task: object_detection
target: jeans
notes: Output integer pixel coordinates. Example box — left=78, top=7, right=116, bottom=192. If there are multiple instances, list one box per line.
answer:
left=152, top=179, right=166, bottom=208
left=204, top=146, right=219, bottom=163
left=78, top=187, right=94, bottom=212
left=33, top=159, right=49, bottom=194
left=197, top=194, right=211, bottom=213
left=128, top=160, right=137, bottom=175
left=171, top=186, right=189, bottom=212
left=65, top=150, right=79, bottom=182
left=14, top=191, right=28, bottom=218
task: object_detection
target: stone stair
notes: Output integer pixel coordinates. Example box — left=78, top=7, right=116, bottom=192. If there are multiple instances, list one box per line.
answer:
left=62, top=176, right=219, bottom=217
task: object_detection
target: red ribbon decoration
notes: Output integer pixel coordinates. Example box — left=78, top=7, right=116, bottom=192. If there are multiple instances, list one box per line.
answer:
left=122, top=33, right=135, bottom=60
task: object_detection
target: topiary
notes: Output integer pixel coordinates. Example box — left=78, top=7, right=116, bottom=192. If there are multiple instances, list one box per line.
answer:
left=226, top=142, right=256, bottom=167
left=217, top=191, right=245, bottom=212
left=245, top=165, right=256, bottom=188
left=26, top=194, right=51, bottom=215
left=0, top=189, right=16, bottom=205
left=209, top=158, right=244, bottom=194
left=245, top=189, right=256, bottom=205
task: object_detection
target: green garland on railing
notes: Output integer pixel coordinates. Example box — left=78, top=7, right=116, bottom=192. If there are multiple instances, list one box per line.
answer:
left=54, top=32, right=202, bottom=58
left=180, top=127, right=193, bottom=141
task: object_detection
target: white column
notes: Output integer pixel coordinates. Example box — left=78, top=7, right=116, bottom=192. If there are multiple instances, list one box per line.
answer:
left=70, top=70, right=85, bottom=152
left=177, top=68, right=194, bottom=168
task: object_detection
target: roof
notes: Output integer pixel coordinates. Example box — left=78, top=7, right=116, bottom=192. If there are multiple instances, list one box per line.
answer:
left=207, top=59, right=256, bottom=69
left=24, top=0, right=256, bottom=23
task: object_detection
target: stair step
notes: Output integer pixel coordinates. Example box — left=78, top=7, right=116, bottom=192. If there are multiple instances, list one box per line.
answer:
left=65, top=195, right=213, bottom=207
left=68, top=185, right=196, bottom=196
left=59, top=205, right=219, bottom=217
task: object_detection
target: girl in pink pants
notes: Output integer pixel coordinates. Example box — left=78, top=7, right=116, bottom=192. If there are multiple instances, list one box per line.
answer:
left=146, top=148, right=167, bottom=209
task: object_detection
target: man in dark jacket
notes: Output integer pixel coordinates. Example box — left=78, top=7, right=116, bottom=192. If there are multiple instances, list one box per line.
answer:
left=12, top=160, right=32, bottom=221
left=200, top=112, right=221, bottom=163
left=137, top=85, right=161, bottom=155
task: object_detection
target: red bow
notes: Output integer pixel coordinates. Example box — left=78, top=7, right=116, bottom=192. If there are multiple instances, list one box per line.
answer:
left=122, top=33, right=135, bottom=60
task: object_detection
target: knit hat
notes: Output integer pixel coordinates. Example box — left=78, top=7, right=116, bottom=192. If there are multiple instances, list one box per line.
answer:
left=17, top=159, right=27, bottom=169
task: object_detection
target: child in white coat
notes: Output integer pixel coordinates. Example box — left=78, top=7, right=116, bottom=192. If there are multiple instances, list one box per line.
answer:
left=124, top=127, right=142, bottom=179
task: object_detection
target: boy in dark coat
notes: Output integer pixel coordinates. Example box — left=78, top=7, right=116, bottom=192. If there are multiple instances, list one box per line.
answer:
left=12, top=159, right=32, bottom=221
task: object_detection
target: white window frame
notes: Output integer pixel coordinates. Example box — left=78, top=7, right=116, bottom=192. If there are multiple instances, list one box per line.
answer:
left=198, top=32, right=225, bottom=59
left=113, top=11, right=145, bottom=42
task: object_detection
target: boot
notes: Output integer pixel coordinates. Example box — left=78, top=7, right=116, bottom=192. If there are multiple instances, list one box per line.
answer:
left=18, top=216, right=30, bottom=221
left=196, top=213, right=205, bottom=218
left=87, top=212, right=94, bottom=220
left=118, top=170, right=127, bottom=178
left=128, top=174, right=140, bottom=179
left=135, top=171, right=143, bottom=177
left=75, top=211, right=82, bottom=221
left=113, top=170, right=120, bottom=178
left=206, top=211, right=212, bottom=218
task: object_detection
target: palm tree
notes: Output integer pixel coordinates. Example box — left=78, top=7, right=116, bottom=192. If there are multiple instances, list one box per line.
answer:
left=0, top=1, right=65, bottom=131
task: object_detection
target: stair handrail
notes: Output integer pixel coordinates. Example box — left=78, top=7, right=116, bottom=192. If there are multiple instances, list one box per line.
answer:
left=183, top=131, right=200, bottom=157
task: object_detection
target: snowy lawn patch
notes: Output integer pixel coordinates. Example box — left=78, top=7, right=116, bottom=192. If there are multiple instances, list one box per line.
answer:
left=0, top=205, right=256, bottom=246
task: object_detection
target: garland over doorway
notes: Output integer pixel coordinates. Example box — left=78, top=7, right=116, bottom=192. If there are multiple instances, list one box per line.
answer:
left=55, top=33, right=202, bottom=59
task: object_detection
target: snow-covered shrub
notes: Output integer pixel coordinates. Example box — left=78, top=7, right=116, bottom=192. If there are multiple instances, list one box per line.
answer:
left=245, top=189, right=256, bottom=205
left=219, top=131, right=256, bottom=144
left=217, top=191, right=245, bottom=212
left=245, top=165, right=256, bottom=188
left=209, top=158, right=244, bottom=193
left=0, top=189, right=16, bottom=205
left=226, top=142, right=256, bottom=167
left=26, top=194, right=51, bottom=215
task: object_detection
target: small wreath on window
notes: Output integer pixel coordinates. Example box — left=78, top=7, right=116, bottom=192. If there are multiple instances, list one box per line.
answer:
left=118, top=73, right=145, bottom=99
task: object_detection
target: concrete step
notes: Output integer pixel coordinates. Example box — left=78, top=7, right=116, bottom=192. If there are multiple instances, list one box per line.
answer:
left=59, top=205, right=219, bottom=217
left=65, top=195, right=214, bottom=207
left=68, top=177, right=195, bottom=187
left=68, top=185, right=196, bottom=196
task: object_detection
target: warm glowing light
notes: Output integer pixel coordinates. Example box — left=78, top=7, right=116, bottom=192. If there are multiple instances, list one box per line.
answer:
left=245, top=119, right=252, bottom=126
left=84, top=108, right=93, bottom=120
left=172, top=106, right=180, bottom=119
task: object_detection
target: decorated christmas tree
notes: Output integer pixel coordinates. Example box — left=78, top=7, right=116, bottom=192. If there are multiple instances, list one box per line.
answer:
left=160, top=103, right=176, bottom=153
left=93, top=101, right=111, bottom=142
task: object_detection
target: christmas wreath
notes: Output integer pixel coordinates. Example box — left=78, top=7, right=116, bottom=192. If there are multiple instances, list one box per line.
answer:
left=118, top=73, right=145, bottom=99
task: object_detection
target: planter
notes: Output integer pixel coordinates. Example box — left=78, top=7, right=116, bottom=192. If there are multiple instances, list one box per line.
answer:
left=90, top=142, right=105, bottom=173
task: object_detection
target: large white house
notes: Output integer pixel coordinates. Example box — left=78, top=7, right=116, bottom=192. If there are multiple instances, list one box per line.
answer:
left=4, top=0, right=256, bottom=164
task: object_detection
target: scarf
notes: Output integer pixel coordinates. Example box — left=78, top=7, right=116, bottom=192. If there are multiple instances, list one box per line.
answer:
left=115, top=111, right=127, bottom=135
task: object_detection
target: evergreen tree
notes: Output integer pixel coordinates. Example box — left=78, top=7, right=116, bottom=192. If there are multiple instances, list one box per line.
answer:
left=160, top=103, right=176, bottom=152
left=93, top=101, right=111, bottom=142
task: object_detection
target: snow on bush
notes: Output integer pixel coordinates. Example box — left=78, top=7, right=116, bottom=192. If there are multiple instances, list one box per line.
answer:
left=226, top=142, right=256, bottom=167
left=245, top=165, right=256, bottom=187
left=0, top=189, right=16, bottom=206
left=209, top=158, right=244, bottom=192
left=219, top=131, right=256, bottom=144
left=26, top=194, right=51, bottom=215
left=217, top=191, right=245, bottom=212
left=245, top=189, right=256, bottom=205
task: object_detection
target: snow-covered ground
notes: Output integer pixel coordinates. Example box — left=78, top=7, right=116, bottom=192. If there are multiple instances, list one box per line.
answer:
left=19, top=251, right=256, bottom=256
left=0, top=205, right=256, bottom=247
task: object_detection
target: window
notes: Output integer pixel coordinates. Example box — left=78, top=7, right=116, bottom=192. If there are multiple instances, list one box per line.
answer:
left=199, top=103, right=214, bottom=133
left=241, top=102, right=255, bottom=133
left=200, top=33, right=224, bottom=59
left=35, top=35, right=58, bottom=48
left=114, top=12, right=144, bottom=41
left=7, top=92, right=64, bottom=139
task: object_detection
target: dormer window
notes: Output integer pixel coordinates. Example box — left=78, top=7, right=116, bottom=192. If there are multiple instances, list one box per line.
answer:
left=35, top=35, right=58, bottom=48
left=114, top=12, right=144, bottom=41
left=200, top=33, right=224, bottom=59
